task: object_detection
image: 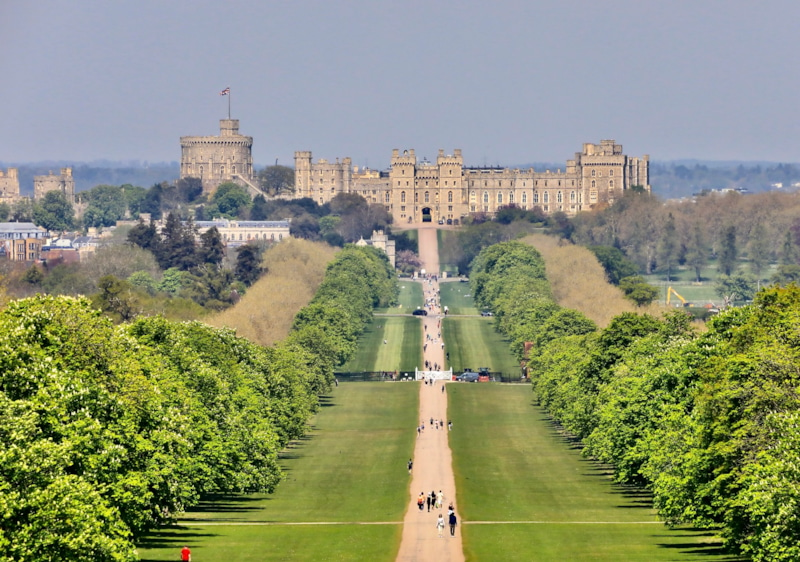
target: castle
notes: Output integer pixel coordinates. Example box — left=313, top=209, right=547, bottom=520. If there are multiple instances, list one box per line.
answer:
left=1, top=167, right=75, bottom=204
left=0, top=168, right=20, bottom=204
left=295, top=140, right=650, bottom=223
left=180, top=119, right=255, bottom=194
left=177, top=119, right=649, bottom=224
left=34, top=168, right=75, bottom=203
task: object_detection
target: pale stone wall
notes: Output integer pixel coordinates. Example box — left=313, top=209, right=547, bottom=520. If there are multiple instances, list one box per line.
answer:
left=0, top=168, right=20, bottom=202
left=180, top=119, right=254, bottom=193
left=294, top=140, right=649, bottom=224
left=34, top=168, right=75, bottom=203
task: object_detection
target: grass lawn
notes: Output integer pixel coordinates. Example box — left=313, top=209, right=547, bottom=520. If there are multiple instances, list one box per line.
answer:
left=137, top=383, right=419, bottom=561
left=448, top=385, right=740, bottom=561
left=442, top=316, right=520, bottom=376
left=377, top=281, right=424, bottom=313
left=340, top=316, right=422, bottom=372
left=437, top=229, right=461, bottom=274
left=439, top=280, right=479, bottom=315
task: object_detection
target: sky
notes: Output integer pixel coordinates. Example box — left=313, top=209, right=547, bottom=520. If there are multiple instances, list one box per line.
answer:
left=1, top=1, right=799, bottom=168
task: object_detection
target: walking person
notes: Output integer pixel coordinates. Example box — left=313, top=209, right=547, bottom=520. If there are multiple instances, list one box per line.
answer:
left=437, top=513, right=445, bottom=538
left=426, top=493, right=432, bottom=512
left=417, top=492, right=425, bottom=511
left=181, top=545, right=191, bottom=561
left=436, top=490, right=444, bottom=509
left=449, top=511, right=457, bottom=536
left=408, top=458, right=413, bottom=473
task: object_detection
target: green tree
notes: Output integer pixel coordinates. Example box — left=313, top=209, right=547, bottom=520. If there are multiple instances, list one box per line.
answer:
left=198, top=226, right=224, bottom=266
left=82, top=184, right=127, bottom=227
left=771, top=264, right=800, bottom=286
left=212, top=182, right=251, bottom=218
left=33, top=191, right=74, bottom=232
left=257, top=165, right=295, bottom=196
left=157, top=212, right=197, bottom=270
left=748, top=222, right=770, bottom=288
left=657, top=213, right=678, bottom=281
left=93, top=275, right=140, bottom=321
left=235, top=243, right=264, bottom=286
left=0, top=202, right=9, bottom=221
left=715, top=273, right=757, bottom=305
left=250, top=194, right=269, bottom=220
left=718, top=225, right=738, bottom=276
left=618, top=275, right=659, bottom=306
left=588, top=246, right=638, bottom=285
left=684, top=224, right=707, bottom=282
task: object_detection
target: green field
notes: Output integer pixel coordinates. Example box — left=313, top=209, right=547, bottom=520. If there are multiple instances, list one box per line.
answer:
left=377, top=280, right=424, bottom=313
left=340, top=316, right=422, bottom=372
left=439, top=280, right=479, bottom=315
left=137, top=384, right=418, bottom=561
left=442, top=316, right=520, bottom=376
left=448, top=385, right=738, bottom=561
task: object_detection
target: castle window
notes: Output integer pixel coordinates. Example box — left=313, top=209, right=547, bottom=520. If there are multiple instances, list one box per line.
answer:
left=232, top=165, right=236, bottom=174
left=470, top=191, right=476, bottom=201
left=570, top=191, right=576, bottom=202
left=609, top=180, right=614, bottom=188
left=609, top=169, right=614, bottom=177
left=497, top=193, right=503, bottom=204
left=591, top=169, right=596, bottom=177
left=544, top=192, right=549, bottom=203
left=221, top=166, right=225, bottom=175
left=533, top=192, right=539, bottom=204
left=557, top=191, right=563, bottom=203
left=385, top=192, right=390, bottom=203
left=448, top=205, right=453, bottom=212
left=199, top=166, right=204, bottom=176
left=401, top=205, right=406, bottom=212
left=522, top=192, right=527, bottom=204
left=591, top=180, right=596, bottom=188
left=401, top=191, right=406, bottom=203
left=509, top=192, right=514, bottom=203
left=471, top=204, right=476, bottom=212
left=448, top=191, right=453, bottom=202
left=483, top=192, right=489, bottom=204
left=415, top=193, right=419, bottom=203
left=424, top=191, right=430, bottom=203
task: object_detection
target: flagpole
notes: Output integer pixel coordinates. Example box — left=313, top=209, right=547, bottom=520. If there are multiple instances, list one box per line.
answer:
left=228, top=88, right=231, bottom=119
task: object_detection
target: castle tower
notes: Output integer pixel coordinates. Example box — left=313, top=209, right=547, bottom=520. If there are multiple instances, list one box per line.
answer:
left=0, top=168, right=20, bottom=202
left=180, top=119, right=254, bottom=193
left=34, top=168, right=75, bottom=203
left=390, top=149, right=417, bottom=222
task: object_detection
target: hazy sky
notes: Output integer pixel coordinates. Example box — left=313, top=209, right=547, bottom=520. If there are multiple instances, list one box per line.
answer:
left=2, top=1, right=798, bottom=168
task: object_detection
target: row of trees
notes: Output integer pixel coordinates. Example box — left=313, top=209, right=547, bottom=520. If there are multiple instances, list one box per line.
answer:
left=0, top=295, right=334, bottom=560
left=462, top=235, right=800, bottom=561
left=0, top=239, right=402, bottom=560
left=291, top=245, right=398, bottom=366
left=469, top=241, right=597, bottom=361
left=529, top=287, right=800, bottom=560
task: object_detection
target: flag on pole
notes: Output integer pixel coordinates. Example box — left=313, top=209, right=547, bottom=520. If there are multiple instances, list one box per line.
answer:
left=220, top=87, right=230, bottom=96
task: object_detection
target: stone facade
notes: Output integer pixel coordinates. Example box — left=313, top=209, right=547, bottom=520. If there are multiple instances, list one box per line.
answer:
left=0, top=168, right=20, bottom=203
left=191, top=219, right=290, bottom=247
left=34, top=168, right=75, bottom=203
left=294, top=140, right=649, bottom=223
left=180, top=119, right=255, bottom=194
left=355, top=230, right=396, bottom=267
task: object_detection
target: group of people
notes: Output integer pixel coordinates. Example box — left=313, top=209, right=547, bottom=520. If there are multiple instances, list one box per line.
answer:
left=416, top=491, right=457, bottom=537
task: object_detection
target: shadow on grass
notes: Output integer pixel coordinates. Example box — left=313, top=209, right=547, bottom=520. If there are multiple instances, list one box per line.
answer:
left=137, top=528, right=218, bottom=558
left=184, top=494, right=265, bottom=515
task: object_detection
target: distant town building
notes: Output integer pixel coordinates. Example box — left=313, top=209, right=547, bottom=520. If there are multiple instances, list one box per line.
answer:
left=180, top=119, right=255, bottom=195
left=192, top=219, right=291, bottom=247
left=355, top=229, right=396, bottom=267
left=0, top=168, right=21, bottom=203
left=0, top=222, right=47, bottom=261
left=34, top=168, right=75, bottom=203
left=294, top=140, right=650, bottom=224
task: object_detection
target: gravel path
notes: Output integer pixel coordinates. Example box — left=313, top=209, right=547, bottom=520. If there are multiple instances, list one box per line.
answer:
left=396, top=226, right=465, bottom=561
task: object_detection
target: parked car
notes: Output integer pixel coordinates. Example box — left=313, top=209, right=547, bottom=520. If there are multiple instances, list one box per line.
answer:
left=458, top=372, right=479, bottom=382
left=446, top=218, right=453, bottom=225
left=412, top=309, right=428, bottom=316
left=480, top=310, right=493, bottom=317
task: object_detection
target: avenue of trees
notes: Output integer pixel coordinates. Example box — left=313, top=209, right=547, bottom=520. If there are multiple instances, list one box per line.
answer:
left=471, top=239, right=800, bottom=560
left=0, top=243, right=397, bottom=560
